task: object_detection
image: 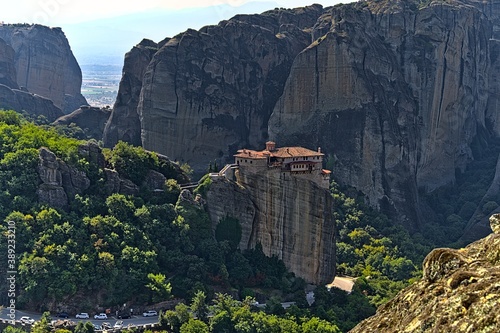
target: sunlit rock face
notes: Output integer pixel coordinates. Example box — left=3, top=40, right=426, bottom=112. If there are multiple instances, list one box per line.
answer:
left=270, top=0, right=499, bottom=229
left=0, top=24, right=87, bottom=114
left=109, top=0, right=500, bottom=232
left=107, top=5, right=324, bottom=171
left=206, top=167, right=335, bottom=285
left=349, top=214, right=500, bottom=333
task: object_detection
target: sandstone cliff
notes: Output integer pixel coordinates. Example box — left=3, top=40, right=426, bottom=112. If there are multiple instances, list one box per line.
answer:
left=0, top=38, right=17, bottom=88
left=0, top=24, right=87, bottom=113
left=349, top=214, right=500, bottom=333
left=103, top=39, right=160, bottom=147
left=205, top=167, right=335, bottom=285
left=0, top=34, right=64, bottom=121
left=104, top=5, right=324, bottom=170
left=106, top=0, right=500, bottom=233
left=269, top=0, right=497, bottom=229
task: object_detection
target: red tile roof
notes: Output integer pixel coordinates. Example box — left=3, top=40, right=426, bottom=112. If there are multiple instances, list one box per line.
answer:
left=234, top=146, right=323, bottom=159
left=271, top=147, right=323, bottom=158
left=234, top=149, right=269, bottom=159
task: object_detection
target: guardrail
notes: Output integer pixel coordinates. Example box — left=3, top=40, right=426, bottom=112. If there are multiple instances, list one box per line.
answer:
left=0, top=318, right=160, bottom=332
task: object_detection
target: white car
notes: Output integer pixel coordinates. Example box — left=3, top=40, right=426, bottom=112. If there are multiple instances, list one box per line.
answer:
left=94, top=313, right=108, bottom=320
left=113, top=321, right=124, bottom=329
left=76, top=313, right=89, bottom=319
left=20, top=316, right=35, bottom=324
left=142, top=310, right=157, bottom=317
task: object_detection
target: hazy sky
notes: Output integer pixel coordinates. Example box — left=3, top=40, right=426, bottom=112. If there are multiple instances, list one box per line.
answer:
left=3, top=0, right=348, bottom=25
left=2, top=0, right=352, bottom=65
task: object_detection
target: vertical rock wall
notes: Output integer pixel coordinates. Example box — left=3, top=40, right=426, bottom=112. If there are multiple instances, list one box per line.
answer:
left=103, top=39, right=160, bottom=147
left=0, top=24, right=87, bottom=113
left=134, top=6, right=324, bottom=171
left=206, top=168, right=335, bottom=285
left=269, top=0, right=494, bottom=228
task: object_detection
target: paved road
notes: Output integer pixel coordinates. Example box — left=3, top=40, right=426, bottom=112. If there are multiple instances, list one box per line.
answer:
left=327, top=276, right=356, bottom=293
left=0, top=309, right=159, bottom=329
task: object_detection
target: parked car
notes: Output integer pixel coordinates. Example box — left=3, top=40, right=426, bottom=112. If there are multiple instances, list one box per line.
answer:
left=101, top=322, right=112, bottom=330
left=142, top=310, right=157, bottom=317
left=93, top=324, right=102, bottom=331
left=117, top=312, right=130, bottom=319
left=113, top=321, right=124, bottom=329
left=75, top=313, right=89, bottom=319
left=94, top=313, right=108, bottom=320
left=56, top=312, right=69, bottom=318
left=20, top=316, right=35, bottom=324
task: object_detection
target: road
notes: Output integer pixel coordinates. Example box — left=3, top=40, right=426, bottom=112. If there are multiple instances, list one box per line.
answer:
left=0, top=309, right=159, bottom=329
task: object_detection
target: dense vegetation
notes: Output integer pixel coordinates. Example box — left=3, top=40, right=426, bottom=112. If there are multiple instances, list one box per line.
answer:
left=2, top=108, right=500, bottom=333
left=0, top=111, right=323, bottom=324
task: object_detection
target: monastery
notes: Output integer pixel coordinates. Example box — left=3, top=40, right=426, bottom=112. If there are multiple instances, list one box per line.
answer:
left=215, top=141, right=331, bottom=189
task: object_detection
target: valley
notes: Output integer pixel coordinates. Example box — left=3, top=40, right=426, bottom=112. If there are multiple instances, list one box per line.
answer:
left=2, top=0, right=500, bottom=332
left=80, top=64, right=121, bottom=108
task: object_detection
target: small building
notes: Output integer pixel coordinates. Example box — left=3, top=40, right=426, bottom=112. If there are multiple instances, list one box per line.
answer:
left=233, top=141, right=331, bottom=188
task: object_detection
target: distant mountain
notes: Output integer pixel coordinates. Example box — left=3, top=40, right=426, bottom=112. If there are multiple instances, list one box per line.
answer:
left=62, top=1, right=279, bottom=66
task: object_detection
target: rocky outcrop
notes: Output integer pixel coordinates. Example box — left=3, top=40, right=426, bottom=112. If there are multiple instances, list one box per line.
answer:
left=103, top=39, right=159, bottom=147
left=269, top=0, right=496, bottom=229
left=106, top=0, right=500, bottom=232
left=0, top=83, right=64, bottom=121
left=0, top=24, right=87, bottom=113
left=37, top=147, right=90, bottom=209
left=349, top=214, right=500, bottom=333
left=0, top=38, right=17, bottom=88
left=205, top=167, right=335, bottom=285
left=103, top=168, right=139, bottom=196
left=53, top=106, right=112, bottom=140
left=103, top=5, right=324, bottom=172
left=37, top=142, right=186, bottom=207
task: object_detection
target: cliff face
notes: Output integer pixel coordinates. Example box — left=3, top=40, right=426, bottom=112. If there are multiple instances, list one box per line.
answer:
left=106, top=0, right=500, bottom=232
left=205, top=167, right=335, bottom=285
left=103, top=5, right=324, bottom=169
left=269, top=0, right=495, bottom=228
left=0, top=34, right=64, bottom=121
left=103, top=39, right=160, bottom=147
left=0, top=38, right=17, bottom=88
left=0, top=24, right=87, bottom=113
left=350, top=214, right=500, bottom=333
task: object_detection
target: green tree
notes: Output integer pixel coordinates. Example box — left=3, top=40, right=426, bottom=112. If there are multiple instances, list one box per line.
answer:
left=74, top=321, right=95, bottom=333
left=31, top=312, right=51, bottom=333
left=2, top=326, right=28, bottom=333
left=190, top=290, right=208, bottom=323
left=106, top=193, right=136, bottom=222
left=107, top=141, right=157, bottom=184
left=146, top=273, right=172, bottom=302
left=180, top=319, right=209, bottom=333
left=301, top=317, right=341, bottom=333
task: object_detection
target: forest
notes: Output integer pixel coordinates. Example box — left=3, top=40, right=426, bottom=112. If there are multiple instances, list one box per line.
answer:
left=0, top=109, right=497, bottom=332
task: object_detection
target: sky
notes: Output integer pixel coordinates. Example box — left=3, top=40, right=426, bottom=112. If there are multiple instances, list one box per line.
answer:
left=2, top=0, right=347, bottom=25
left=1, top=0, right=350, bottom=65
